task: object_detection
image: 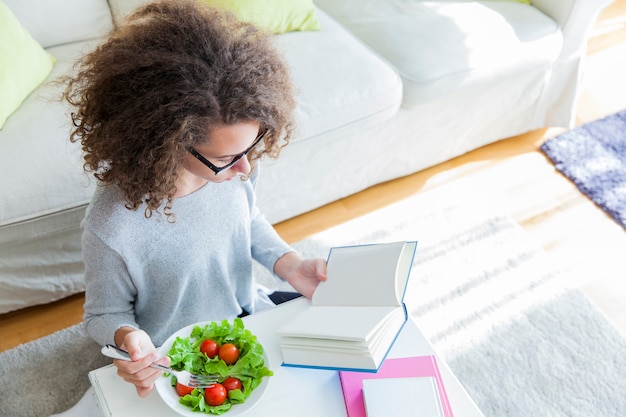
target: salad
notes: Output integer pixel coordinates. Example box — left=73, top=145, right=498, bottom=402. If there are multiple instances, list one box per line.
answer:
left=165, top=318, right=273, bottom=415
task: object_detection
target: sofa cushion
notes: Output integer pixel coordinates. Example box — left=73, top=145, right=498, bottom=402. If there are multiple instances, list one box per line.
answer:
left=201, top=0, right=321, bottom=34
left=0, top=1, right=56, bottom=129
left=3, top=0, right=113, bottom=48
left=275, top=8, right=402, bottom=141
left=0, top=40, right=102, bottom=228
left=315, top=0, right=563, bottom=108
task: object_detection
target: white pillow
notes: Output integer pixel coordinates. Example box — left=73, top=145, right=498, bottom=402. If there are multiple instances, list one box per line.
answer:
left=3, top=0, right=113, bottom=48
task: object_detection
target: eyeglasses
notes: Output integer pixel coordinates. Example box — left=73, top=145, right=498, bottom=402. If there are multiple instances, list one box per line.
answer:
left=187, top=129, right=267, bottom=175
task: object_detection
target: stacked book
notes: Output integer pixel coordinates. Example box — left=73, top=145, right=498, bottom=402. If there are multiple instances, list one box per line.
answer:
left=339, top=355, right=454, bottom=417
left=275, top=241, right=454, bottom=416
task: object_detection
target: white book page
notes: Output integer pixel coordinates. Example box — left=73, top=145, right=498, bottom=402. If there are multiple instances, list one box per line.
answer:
left=313, top=241, right=410, bottom=307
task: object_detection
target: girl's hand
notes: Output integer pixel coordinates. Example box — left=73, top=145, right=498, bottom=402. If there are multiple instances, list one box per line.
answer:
left=275, top=252, right=327, bottom=299
left=113, top=328, right=169, bottom=397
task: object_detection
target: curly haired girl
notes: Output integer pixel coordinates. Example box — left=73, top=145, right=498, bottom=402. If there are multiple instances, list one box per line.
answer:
left=65, top=0, right=294, bottom=220
left=60, top=0, right=326, bottom=401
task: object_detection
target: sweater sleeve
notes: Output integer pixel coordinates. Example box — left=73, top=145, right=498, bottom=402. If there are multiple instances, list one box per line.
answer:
left=82, top=227, right=140, bottom=347
left=248, top=167, right=294, bottom=279
left=249, top=204, right=294, bottom=279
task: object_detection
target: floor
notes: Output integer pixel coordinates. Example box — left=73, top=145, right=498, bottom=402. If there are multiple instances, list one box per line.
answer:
left=1, top=1, right=625, bottom=352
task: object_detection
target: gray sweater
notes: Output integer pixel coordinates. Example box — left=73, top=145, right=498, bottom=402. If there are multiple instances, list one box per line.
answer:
left=82, top=170, right=292, bottom=347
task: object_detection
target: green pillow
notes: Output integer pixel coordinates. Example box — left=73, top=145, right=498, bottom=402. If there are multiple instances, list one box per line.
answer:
left=201, top=0, right=321, bottom=34
left=0, top=1, right=56, bottom=129
left=492, top=0, right=531, bottom=3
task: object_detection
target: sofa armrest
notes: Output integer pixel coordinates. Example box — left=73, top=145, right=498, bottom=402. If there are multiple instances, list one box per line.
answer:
left=531, top=0, right=614, bottom=58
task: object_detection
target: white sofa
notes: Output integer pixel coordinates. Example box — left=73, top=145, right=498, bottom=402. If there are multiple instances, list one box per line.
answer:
left=0, top=0, right=612, bottom=314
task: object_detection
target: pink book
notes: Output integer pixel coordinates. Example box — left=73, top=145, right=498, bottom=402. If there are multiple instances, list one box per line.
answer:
left=338, top=355, right=454, bottom=417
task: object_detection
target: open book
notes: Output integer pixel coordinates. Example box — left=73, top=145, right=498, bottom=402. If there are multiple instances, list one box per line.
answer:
left=277, top=241, right=418, bottom=371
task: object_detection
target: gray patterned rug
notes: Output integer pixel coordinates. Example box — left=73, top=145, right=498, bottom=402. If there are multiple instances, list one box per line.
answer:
left=541, top=109, right=626, bottom=230
left=2, top=186, right=625, bottom=417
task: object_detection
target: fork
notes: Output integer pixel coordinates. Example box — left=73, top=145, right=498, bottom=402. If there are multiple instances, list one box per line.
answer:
left=101, top=344, right=218, bottom=388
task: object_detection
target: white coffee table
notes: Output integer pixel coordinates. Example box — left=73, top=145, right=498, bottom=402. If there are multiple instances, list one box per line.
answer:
left=89, top=298, right=484, bottom=416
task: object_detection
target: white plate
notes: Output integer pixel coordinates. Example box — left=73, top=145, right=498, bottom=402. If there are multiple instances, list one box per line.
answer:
left=155, top=321, right=271, bottom=417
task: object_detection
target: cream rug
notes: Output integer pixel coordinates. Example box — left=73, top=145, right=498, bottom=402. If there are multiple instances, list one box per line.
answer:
left=257, top=185, right=626, bottom=416
left=2, top=185, right=626, bottom=416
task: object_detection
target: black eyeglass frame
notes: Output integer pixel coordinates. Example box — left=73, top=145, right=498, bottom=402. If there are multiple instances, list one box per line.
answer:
left=187, top=130, right=267, bottom=175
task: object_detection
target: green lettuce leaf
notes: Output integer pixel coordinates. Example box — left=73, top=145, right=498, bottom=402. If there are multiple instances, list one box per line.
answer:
left=166, top=318, right=273, bottom=414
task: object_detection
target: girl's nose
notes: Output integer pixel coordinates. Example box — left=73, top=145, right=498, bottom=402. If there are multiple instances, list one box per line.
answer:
left=231, top=155, right=251, bottom=175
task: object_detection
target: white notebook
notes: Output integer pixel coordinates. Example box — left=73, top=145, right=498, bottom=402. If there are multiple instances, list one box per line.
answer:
left=362, top=376, right=444, bottom=417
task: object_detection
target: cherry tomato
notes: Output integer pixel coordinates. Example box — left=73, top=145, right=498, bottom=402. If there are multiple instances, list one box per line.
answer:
left=175, top=382, right=194, bottom=397
left=200, top=339, right=219, bottom=358
left=222, top=377, right=242, bottom=392
left=218, top=343, right=240, bottom=365
left=204, top=383, right=227, bottom=406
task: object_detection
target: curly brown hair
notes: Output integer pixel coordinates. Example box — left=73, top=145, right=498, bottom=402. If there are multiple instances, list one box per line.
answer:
left=63, top=0, right=296, bottom=218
